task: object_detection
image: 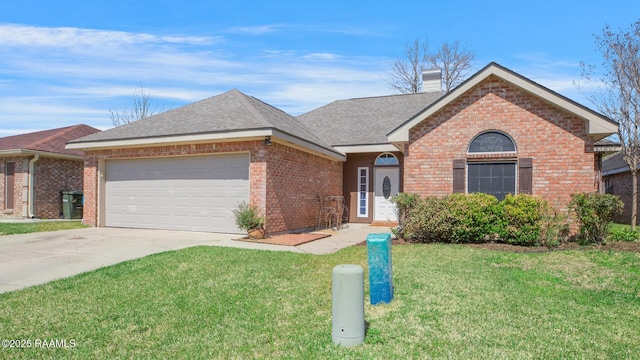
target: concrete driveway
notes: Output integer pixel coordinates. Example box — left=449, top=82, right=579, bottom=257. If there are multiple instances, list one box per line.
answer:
left=0, top=227, right=298, bottom=294
left=0, top=224, right=383, bottom=294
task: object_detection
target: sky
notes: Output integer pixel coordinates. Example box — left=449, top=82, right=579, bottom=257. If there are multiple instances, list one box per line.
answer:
left=0, top=0, right=637, bottom=135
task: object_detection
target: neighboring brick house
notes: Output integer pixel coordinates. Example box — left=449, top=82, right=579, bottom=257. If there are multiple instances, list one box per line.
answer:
left=602, top=152, right=637, bottom=224
left=68, top=63, right=617, bottom=234
left=0, top=125, right=100, bottom=219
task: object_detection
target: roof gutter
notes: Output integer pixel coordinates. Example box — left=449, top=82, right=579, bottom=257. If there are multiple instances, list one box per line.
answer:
left=0, top=149, right=83, bottom=160
left=67, top=128, right=346, bottom=162
left=28, top=154, right=40, bottom=218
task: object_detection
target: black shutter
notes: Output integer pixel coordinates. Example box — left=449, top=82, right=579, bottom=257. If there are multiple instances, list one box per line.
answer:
left=453, top=159, right=466, bottom=193
left=518, top=158, right=532, bottom=194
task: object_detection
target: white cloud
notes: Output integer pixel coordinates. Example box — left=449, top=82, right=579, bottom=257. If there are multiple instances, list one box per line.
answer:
left=0, top=23, right=391, bottom=132
left=0, top=24, right=219, bottom=48
left=303, top=53, right=340, bottom=61
left=227, top=24, right=283, bottom=35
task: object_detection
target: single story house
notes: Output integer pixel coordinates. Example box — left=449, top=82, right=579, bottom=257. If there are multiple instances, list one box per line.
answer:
left=0, top=124, right=100, bottom=218
left=67, top=63, right=618, bottom=234
left=602, top=151, right=637, bottom=224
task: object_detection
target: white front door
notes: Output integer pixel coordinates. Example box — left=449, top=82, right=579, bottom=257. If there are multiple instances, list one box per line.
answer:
left=374, top=167, right=399, bottom=222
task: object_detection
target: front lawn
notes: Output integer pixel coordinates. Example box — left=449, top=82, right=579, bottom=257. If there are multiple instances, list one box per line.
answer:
left=0, top=221, right=87, bottom=236
left=0, top=245, right=638, bottom=359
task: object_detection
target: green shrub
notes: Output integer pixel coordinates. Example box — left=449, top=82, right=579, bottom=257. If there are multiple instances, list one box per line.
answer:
left=401, top=196, right=453, bottom=242
left=444, top=193, right=502, bottom=243
left=391, top=193, right=421, bottom=226
left=232, top=202, right=264, bottom=232
left=398, top=193, right=566, bottom=246
left=569, top=193, right=623, bottom=245
left=498, top=194, right=550, bottom=246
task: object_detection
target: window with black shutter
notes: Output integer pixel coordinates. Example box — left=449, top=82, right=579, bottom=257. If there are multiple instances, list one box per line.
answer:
left=461, top=131, right=523, bottom=201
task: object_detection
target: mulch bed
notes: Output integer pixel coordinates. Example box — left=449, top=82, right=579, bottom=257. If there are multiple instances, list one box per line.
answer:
left=236, top=233, right=331, bottom=246
left=357, top=238, right=640, bottom=253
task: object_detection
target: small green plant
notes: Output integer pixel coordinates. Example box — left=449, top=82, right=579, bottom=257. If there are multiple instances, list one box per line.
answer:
left=232, top=202, right=264, bottom=232
left=391, top=193, right=421, bottom=239
left=608, top=226, right=639, bottom=242
left=391, top=193, right=421, bottom=225
left=569, top=193, right=623, bottom=245
left=538, top=203, right=569, bottom=248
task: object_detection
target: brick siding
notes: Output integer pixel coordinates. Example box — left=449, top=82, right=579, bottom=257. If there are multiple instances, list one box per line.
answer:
left=404, top=75, right=598, bottom=212
left=34, top=158, right=84, bottom=218
left=604, top=171, right=636, bottom=224
left=0, top=157, right=84, bottom=219
left=83, top=141, right=342, bottom=234
left=0, top=158, right=27, bottom=218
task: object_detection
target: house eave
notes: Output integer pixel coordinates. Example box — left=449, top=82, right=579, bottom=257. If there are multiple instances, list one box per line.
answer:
left=594, top=145, right=622, bottom=154
left=603, top=166, right=631, bottom=177
left=333, top=143, right=400, bottom=154
left=66, top=129, right=345, bottom=162
left=0, top=149, right=83, bottom=160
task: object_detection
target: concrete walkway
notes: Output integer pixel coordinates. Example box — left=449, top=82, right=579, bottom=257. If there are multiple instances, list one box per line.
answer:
left=0, top=223, right=391, bottom=294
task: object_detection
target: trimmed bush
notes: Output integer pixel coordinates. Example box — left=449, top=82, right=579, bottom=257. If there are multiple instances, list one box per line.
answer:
left=401, top=196, right=453, bottom=242
left=497, top=194, right=550, bottom=246
left=393, top=192, right=566, bottom=246
left=445, top=193, right=502, bottom=243
left=569, top=193, right=623, bottom=245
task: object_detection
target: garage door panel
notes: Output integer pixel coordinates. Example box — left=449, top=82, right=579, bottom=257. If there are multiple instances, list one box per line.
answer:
left=105, top=154, right=249, bottom=233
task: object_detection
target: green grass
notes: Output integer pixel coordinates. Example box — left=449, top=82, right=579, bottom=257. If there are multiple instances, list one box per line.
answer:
left=0, top=245, right=639, bottom=359
left=0, top=221, right=87, bottom=236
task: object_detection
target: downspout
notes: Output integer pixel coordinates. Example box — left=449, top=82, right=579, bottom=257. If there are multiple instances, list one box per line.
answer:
left=28, top=154, right=40, bottom=218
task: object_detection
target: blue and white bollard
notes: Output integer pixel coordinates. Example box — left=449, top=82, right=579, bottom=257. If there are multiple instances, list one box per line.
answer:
left=367, top=233, right=394, bottom=305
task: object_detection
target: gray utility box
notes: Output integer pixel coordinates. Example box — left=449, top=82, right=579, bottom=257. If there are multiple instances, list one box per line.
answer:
left=332, top=264, right=365, bottom=347
left=61, top=191, right=83, bottom=219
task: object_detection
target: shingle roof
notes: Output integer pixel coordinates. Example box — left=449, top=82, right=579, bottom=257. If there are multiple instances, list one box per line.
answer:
left=0, top=124, right=100, bottom=157
left=297, top=92, right=444, bottom=146
left=602, top=152, right=628, bottom=174
left=70, top=89, right=337, bottom=153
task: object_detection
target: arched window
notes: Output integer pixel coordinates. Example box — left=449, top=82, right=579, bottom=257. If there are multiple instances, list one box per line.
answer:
left=468, top=131, right=516, bottom=153
left=466, top=131, right=517, bottom=201
left=375, top=153, right=399, bottom=166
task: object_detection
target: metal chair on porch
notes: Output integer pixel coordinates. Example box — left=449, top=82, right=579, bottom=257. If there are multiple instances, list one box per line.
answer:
left=317, top=195, right=346, bottom=230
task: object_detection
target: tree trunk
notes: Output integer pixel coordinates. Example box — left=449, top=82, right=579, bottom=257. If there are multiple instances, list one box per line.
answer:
left=633, top=171, right=638, bottom=230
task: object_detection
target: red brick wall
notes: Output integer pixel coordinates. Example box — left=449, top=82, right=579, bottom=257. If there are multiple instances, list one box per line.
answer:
left=262, top=143, right=342, bottom=233
left=604, top=171, right=635, bottom=224
left=34, top=158, right=84, bottom=218
left=0, top=157, right=82, bottom=219
left=404, top=75, right=598, bottom=212
left=0, top=157, right=28, bottom=218
left=82, top=141, right=342, bottom=234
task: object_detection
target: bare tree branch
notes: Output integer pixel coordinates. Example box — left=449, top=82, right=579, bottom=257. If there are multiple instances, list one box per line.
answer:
left=386, top=38, right=476, bottom=94
left=427, top=41, right=476, bottom=92
left=110, top=85, right=158, bottom=127
left=580, top=21, right=640, bottom=228
left=386, top=39, right=429, bottom=94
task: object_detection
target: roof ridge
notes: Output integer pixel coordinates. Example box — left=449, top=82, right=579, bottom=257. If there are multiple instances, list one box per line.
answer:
left=342, top=91, right=444, bottom=102
left=230, top=89, right=271, bottom=126
left=25, top=124, right=82, bottom=149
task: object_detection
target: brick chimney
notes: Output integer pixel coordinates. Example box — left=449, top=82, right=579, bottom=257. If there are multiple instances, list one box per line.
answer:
left=422, top=68, right=442, bottom=93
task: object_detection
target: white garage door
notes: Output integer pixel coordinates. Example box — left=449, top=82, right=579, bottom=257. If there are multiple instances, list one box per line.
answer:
left=105, top=154, right=249, bottom=233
